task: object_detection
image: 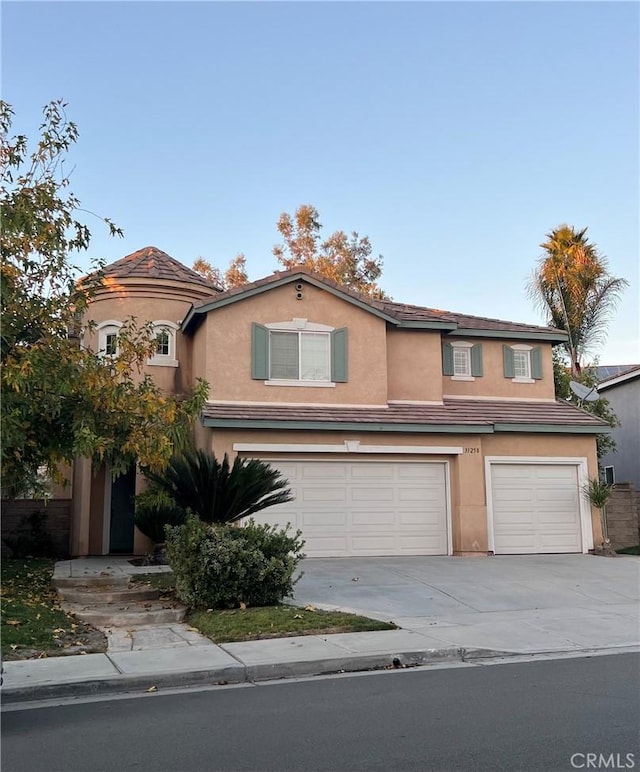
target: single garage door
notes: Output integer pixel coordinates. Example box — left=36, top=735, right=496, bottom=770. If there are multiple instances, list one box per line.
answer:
left=490, top=463, right=583, bottom=554
left=251, top=461, right=449, bottom=557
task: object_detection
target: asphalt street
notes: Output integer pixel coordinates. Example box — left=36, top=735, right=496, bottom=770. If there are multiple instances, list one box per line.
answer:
left=2, top=653, right=639, bottom=772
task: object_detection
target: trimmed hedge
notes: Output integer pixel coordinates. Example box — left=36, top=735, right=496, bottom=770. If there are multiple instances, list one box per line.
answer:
left=165, top=515, right=305, bottom=609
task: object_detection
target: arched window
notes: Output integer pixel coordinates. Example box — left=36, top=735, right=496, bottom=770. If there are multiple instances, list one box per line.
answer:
left=148, top=321, right=179, bottom=367
left=96, top=320, right=122, bottom=357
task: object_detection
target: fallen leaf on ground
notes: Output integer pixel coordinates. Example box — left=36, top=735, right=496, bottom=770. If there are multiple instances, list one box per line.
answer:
left=293, top=614, right=303, bottom=619
left=6, top=620, right=20, bottom=626
left=146, top=685, right=157, bottom=692
left=304, top=605, right=316, bottom=612
left=239, top=602, right=247, bottom=610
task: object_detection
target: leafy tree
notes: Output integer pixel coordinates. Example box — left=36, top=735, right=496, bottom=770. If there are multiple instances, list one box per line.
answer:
left=552, top=348, right=619, bottom=459
left=192, top=254, right=248, bottom=290
left=528, top=225, right=628, bottom=377
left=144, top=449, right=294, bottom=524
left=1, top=100, right=208, bottom=497
left=273, top=204, right=388, bottom=298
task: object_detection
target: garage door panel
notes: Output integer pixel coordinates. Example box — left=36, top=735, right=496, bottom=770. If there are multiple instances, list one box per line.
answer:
left=491, top=463, right=582, bottom=554
left=351, top=510, right=395, bottom=526
left=301, top=487, right=347, bottom=503
left=301, top=510, right=347, bottom=527
left=253, top=461, right=448, bottom=557
left=351, top=487, right=394, bottom=503
left=397, top=535, right=448, bottom=552
left=350, top=464, right=394, bottom=479
left=300, top=465, right=347, bottom=480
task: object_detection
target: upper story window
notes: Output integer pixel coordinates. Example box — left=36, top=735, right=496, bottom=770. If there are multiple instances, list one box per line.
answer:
left=270, top=330, right=331, bottom=382
left=503, top=344, right=542, bottom=382
left=148, top=321, right=179, bottom=368
left=442, top=341, right=483, bottom=380
left=97, top=320, right=122, bottom=357
left=252, top=319, right=348, bottom=387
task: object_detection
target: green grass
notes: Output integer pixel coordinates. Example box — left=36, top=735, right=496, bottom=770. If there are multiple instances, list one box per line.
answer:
left=1, top=559, right=107, bottom=660
left=131, top=571, right=396, bottom=643
left=187, top=605, right=396, bottom=644
left=616, top=545, right=640, bottom=555
left=130, top=571, right=176, bottom=592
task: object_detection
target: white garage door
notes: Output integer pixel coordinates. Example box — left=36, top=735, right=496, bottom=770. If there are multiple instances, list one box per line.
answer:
left=251, top=461, right=449, bottom=557
left=490, top=464, right=583, bottom=554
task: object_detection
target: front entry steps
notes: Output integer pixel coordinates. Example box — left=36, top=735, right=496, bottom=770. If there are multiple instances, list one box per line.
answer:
left=53, top=575, right=186, bottom=628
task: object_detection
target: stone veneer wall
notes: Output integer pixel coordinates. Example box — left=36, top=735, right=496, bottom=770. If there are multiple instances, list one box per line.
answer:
left=606, top=484, right=640, bottom=550
left=1, top=499, right=71, bottom=557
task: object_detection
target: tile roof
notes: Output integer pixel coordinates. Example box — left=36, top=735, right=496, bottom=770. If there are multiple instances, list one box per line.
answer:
left=189, top=268, right=565, bottom=337
left=201, top=398, right=607, bottom=430
left=101, top=247, right=221, bottom=291
left=379, top=301, right=561, bottom=335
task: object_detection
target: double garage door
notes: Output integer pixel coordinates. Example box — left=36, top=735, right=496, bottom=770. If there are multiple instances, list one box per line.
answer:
left=252, top=461, right=449, bottom=557
left=250, top=459, right=585, bottom=557
left=490, top=463, right=583, bottom=554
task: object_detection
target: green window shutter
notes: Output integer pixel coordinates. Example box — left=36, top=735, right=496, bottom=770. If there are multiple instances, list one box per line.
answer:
left=331, top=328, right=348, bottom=382
left=442, top=342, right=454, bottom=376
left=531, top=346, right=543, bottom=379
left=471, top=344, right=483, bottom=377
left=503, top=345, right=515, bottom=378
left=251, top=323, right=269, bottom=379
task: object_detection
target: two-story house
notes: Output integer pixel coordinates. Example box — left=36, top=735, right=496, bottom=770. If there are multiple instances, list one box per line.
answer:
left=69, top=246, right=609, bottom=559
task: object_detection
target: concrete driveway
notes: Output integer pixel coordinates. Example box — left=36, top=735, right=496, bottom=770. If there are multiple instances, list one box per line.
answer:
left=292, top=555, right=640, bottom=654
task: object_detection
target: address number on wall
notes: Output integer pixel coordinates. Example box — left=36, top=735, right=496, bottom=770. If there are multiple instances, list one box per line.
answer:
left=463, top=447, right=480, bottom=454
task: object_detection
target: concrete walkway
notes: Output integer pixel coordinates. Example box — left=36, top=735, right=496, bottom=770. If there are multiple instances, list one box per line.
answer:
left=2, top=555, right=639, bottom=704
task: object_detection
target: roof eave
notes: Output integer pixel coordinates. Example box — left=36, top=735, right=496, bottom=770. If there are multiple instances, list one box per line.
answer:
left=493, top=422, right=610, bottom=433
left=448, top=328, right=568, bottom=342
left=201, top=417, right=494, bottom=433
left=181, top=272, right=400, bottom=333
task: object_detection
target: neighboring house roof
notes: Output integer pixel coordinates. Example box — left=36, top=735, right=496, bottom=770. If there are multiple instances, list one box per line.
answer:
left=182, top=268, right=568, bottom=341
left=201, top=398, right=608, bottom=434
left=597, top=365, right=640, bottom=392
left=99, top=246, right=222, bottom=291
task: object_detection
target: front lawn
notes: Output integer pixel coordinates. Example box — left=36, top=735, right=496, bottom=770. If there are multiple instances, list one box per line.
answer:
left=1, top=559, right=107, bottom=660
left=132, top=572, right=396, bottom=643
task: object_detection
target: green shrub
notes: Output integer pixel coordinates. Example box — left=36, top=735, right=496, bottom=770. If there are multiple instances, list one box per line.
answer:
left=144, top=449, right=294, bottom=524
left=165, top=515, right=305, bottom=609
left=134, top=487, right=186, bottom=544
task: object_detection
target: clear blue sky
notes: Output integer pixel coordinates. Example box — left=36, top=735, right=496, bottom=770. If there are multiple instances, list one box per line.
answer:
left=3, top=1, right=639, bottom=364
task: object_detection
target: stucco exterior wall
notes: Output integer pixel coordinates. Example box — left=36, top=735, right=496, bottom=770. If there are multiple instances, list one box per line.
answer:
left=443, top=339, right=556, bottom=400
left=201, top=282, right=389, bottom=405
left=83, top=280, right=202, bottom=396
left=201, top=427, right=602, bottom=554
left=386, top=329, right=443, bottom=402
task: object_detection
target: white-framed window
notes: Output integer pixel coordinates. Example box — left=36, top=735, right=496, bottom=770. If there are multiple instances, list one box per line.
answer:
left=148, top=320, right=179, bottom=367
left=504, top=343, right=541, bottom=383
left=513, top=349, right=531, bottom=380
left=97, top=320, right=122, bottom=357
left=251, top=319, right=347, bottom=387
left=453, top=347, right=471, bottom=376
left=602, top=466, right=615, bottom=485
left=270, top=330, right=331, bottom=382
left=442, top=340, right=482, bottom=380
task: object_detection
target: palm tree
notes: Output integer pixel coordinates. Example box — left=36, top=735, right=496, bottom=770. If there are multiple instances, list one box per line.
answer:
left=528, top=225, right=628, bottom=377
left=144, top=449, right=294, bottom=525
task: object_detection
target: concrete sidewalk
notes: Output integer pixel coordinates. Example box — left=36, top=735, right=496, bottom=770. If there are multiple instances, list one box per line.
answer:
left=2, top=555, right=639, bottom=704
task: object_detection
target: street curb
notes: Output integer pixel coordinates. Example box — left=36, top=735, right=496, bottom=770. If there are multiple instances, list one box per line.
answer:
left=3, top=645, right=637, bottom=704
left=0, top=646, right=474, bottom=704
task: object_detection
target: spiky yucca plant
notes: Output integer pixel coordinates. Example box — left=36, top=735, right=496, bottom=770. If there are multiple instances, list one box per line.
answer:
left=144, top=449, right=294, bottom=525
left=582, top=477, right=614, bottom=544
